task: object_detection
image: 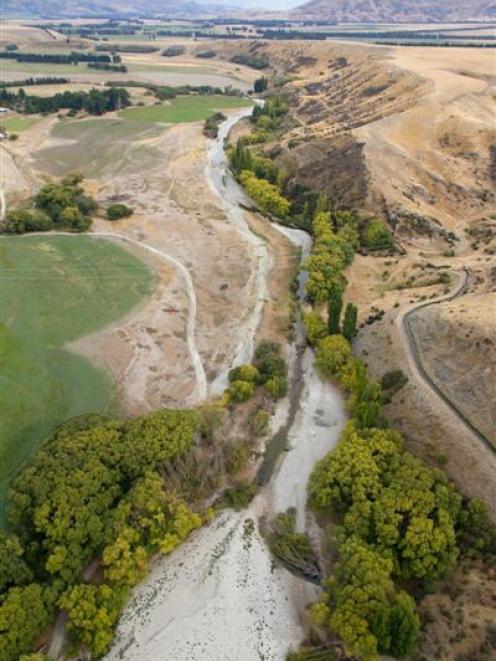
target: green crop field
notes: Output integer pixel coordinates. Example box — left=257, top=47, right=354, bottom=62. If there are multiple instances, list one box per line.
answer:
left=0, top=236, right=153, bottom=521
left=119, top=94, right=252, bottom=123
left=1, top=116, right=39, bottom=132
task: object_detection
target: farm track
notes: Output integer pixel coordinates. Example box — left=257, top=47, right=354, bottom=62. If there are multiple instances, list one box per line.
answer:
left=6, top=230, right=208, bottom=405
left=399, top=267, right=495, bottom=454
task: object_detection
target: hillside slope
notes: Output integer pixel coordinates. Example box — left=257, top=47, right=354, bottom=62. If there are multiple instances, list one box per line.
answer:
left=2, top=0, right=227, bottom=18
left=292, top=0, right=496, bottom=22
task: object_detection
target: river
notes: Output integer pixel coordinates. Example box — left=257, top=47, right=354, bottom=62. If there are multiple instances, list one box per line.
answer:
left=106, top=109, right=347, bottom=661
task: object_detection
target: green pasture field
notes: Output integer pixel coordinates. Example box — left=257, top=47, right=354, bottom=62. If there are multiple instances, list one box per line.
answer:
left=0, top=235, right=153, bottom=522
left=126, top=63, right=213, bottom=75
left=31, top=117, right=164, bottom=178
left=0, top=59, right=93, bottom=75
left=1, top=116, right=39, bottom=132
left=119, top=94, right=252, bottom=123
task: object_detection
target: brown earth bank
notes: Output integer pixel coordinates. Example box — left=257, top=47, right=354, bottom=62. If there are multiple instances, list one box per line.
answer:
left=414, top=560, right=496, bottom=661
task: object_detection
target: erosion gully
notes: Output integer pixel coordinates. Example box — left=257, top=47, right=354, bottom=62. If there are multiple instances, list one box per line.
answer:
left=105, top=109, right=347, bottom=661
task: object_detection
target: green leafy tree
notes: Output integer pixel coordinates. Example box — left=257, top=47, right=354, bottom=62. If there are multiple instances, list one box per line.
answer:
left=228, top=364, right=260, bottom=383
left=388, top=592, right=420, bottom=657
left=0, top=584, right=51, bottom=661
left=327, top=286, right=343, bottom=335
left=229, top=139, right=253, bottom=176
left=253, top=76, right=268, bottom=93
left=315, top=335, right=352, bottom=380
left=227, top=380, right=255, bottom=403
left=342, top=302, right=358, bottom=341
left=264, top=375, right=288, bottom=399
left=253, top=341, right=287, bottom=383
left=303, top=311, right=327, bottom=346
left=239, top=170, right=290, bottom=218
left=60, top=584, right=127, bottom=657
left=362, top=218, right=393, bottom=251
left=0, top=533, right=32, bottom=595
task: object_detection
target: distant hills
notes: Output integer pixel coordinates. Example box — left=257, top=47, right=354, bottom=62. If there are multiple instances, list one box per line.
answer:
left=4, top=0, right=496, bottom=20
left=2, top=0, right=230, bottom=18
left=291, top=0, right=496, bottom=22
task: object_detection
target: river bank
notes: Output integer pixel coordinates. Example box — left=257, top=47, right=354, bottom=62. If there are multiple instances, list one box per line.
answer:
left=105, top=108, right=347, bottom=661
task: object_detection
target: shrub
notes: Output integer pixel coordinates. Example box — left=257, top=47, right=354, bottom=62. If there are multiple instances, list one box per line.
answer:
left=254, top=341, right=287, bottom=383
left=228, top=364, right=260, bottom=383
left=249, top=410, right=270, bottom=436
left=195, top=50, right=216, bottom=59
left=380, top=369, right=408, bottom=397
left=231, top=54, right=269, bottom=70
left=303, top=311, right=327, bottom=346
left=162, top=46, right=186, bottom=57
left=220, top=483, right=256, bottom=510
left=224, top=440, right=251, bottom=474
left=227, top=380, right=255, bottom=403
left=362, top=218, right=394, bottom=251
left=4, top=208, right=53, bottom=234
left=106, top=203, right=134, bottom=220
left=264, top=376, right=288, bottom=399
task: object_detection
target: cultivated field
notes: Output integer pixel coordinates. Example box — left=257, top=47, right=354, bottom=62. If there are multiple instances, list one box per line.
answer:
left=0, top=235, right=153, bottom=518
left=31, top=118, right=165, bottom=178
left=119, top=94, right=252, bottom=123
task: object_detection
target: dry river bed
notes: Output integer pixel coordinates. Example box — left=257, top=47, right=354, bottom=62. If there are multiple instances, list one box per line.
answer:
left=2, top=106, right=349, bottom=659
left=105, top=116, right=348, bottom=660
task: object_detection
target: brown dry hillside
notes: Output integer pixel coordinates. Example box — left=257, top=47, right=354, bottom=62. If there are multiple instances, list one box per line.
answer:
left=212, top=38, right=496, bottom=515
left=214, top=39, right=495, bottom=233
left=291, top=0, right=496, bottom=22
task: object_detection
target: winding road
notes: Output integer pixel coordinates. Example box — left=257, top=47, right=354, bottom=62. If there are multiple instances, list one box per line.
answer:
left=398, top=266, right=495, bottom=454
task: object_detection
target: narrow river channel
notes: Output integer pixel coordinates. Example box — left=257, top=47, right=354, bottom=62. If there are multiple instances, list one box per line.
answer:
left=106, top=109, right=347, bottom=661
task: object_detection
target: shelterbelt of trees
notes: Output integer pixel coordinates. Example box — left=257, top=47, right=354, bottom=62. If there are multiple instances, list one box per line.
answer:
left=0, top=86, right=130, bottom=116
left=0, top=50, right=111, bottom=64
left=231, top=94, right=496, bottom=661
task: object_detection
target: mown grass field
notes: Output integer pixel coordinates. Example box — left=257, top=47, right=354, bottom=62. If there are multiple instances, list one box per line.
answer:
left=119, top=94, right=252, bottom=123
left=32, top=117, right=164, bottom=178
left=0, top=236, right=153, bottom=520
left=1, top=115, right=39, bottom=132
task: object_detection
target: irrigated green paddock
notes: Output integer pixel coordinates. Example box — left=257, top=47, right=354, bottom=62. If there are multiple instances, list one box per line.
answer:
left=31, top=117, right=164, bottom=178
left=1, top=116, right=39, bottom=132
left=119, top=94, right=252, bottom=123
left=0, top=236, right=153, bottom=522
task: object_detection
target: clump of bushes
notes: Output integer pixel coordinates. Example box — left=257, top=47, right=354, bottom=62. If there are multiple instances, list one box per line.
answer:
left=219, top=483, right=257, bottom=510
left=231, top=54, right=269, bottom=70
left=203, top=111, right=226, bottom=139
left=381, top=368, right=408, bottom=402
left=162, top=46, right=186, bottom=57
left=361, top=217, right=394, bottom=251
left=195, top=50, right=216, bottom=59
left=3, top=173, right=97, bottom=234
left=225, top=341, right=288, bottom=405
left=106, top=203, right=134, bottom=220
